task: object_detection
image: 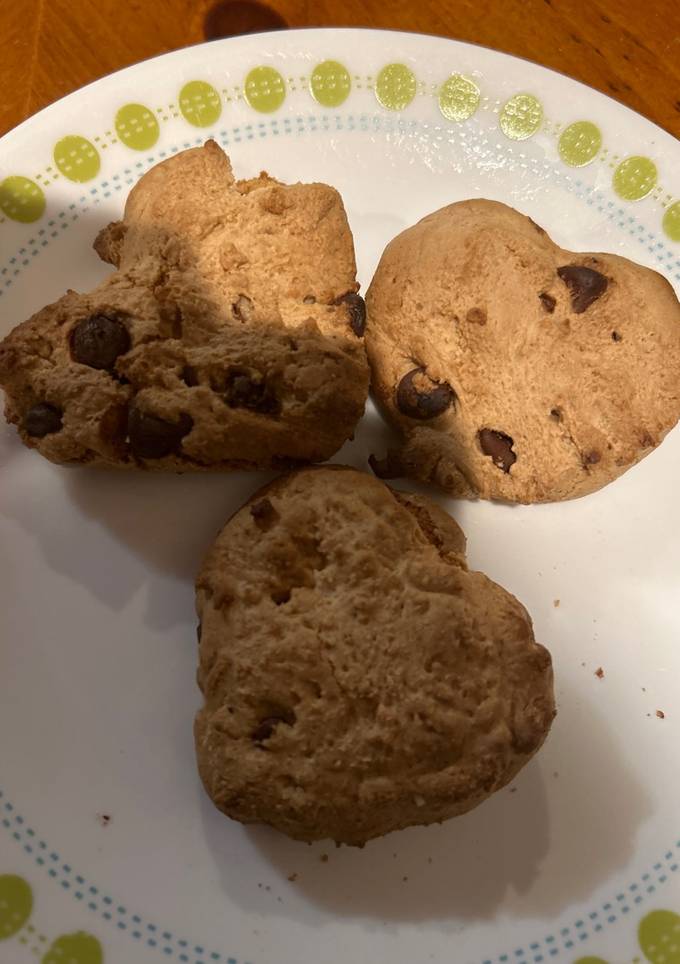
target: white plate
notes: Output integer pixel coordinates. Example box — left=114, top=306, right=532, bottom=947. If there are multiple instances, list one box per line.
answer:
left=1, top=28, right=679, bottom=964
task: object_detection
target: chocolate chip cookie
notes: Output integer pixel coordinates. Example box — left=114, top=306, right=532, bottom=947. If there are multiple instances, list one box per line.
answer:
left=366, top=199, right=680, bottom=502
left=195, top=466, right=555, bottom=845
left=0, top=141, right=368, bottom=469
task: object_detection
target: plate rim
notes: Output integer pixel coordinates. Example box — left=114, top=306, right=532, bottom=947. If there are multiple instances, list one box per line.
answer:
left=1, top=26, right=680, bottom=964
left=1, top=27, right=678, bottom=155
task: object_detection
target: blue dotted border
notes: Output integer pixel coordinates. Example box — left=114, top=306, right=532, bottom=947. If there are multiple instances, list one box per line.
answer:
left=2, top=786, right=679, bottom=964
left=0, top=789, right=249, bottom=964
left=481, top=850, right=680, bottom=964
left=1, top=116, right=680, bottom=964
left=1, top=66, right=680, bottom=241
left=1, top=113, right=679, bottom=303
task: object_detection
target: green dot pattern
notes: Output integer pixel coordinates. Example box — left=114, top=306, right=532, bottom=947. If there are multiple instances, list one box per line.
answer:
left=53, top=136, right=100, bottom=183
left=663, top=200, right=680, bottom=242
left=0, top=68, right=675, bottom=248
left=244, top=66, right=286, bottom=113
left=638, top=910, right=680, bottom=964
left=499, top=93, right=543, bottom=140
left=179, top=80, right=222, bottom=127
left=42, top=932, right=103, bottom=964
left=0, top=176, right=46, bottom=223
left=115, top=103, right=160, bottom=150
left=613, top=155, right=658, bottom=200
left=310, top=60, right=351, bottom=108
left=558, top=120, right=602, bottom=167
left=0, top=874, right=32, bottom=940
left=375, top=63, right=417, bottom=111
left=438, top=74, right=480, bottom=122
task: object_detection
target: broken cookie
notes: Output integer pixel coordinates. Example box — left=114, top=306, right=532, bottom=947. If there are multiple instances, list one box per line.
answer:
left=0, top=141, right=369, bottom=470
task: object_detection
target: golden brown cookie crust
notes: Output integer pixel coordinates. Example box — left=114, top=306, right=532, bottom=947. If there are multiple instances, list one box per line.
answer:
left=195, top=466, right=555, bottom=845
left=366, top=199, right=680, bottom=503
left=0, top=141, right=368, bottom=470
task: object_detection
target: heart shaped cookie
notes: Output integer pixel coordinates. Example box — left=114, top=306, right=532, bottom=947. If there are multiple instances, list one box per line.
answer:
left=194, top=466, right=555, bottom=844
left=0, top=141, right=368, bottom=470
left=366, top=199, right=680, bottom=502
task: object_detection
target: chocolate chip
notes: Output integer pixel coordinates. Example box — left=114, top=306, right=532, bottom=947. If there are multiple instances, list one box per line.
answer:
left=250, top=497, right=278, bottom=530
left=251, top=709, right=296, bottom=744
left=23, top=402, right=63, bottom=437
left=251, top=717, right=283, bottom=743
left=128, top=407, right=193, bottom=459
left=557, top=265, right=608, bottom=313
left=232, top=295, right=253, bottom=322
left=70, top=313, right=131, bottom=370
left=181, top=365, right=199, bottom=387
left=271, top=588, right=291, bottom=605
left=334, top=292, right=366, bottom=337
left=259, top=188, right=287, bottom=215
left=550, top=407, right=562, bottom=421
left=158, top=301, right=183, bottom=339
left=611, top=330, right=622, bottom=342
left=224, top=370, right=278, bottom=414
left=479, top=429, right=516, bottom=472
left=539, top=292, right=556, bottom=313
left=466, top=307, right=487, bottom=325
left=368, top=451, right=403, bottom=479
left=640, top=431, right=654, bottom=448
left=396, top=368, right=455, bottom=420
left=583, top=450, right=601, bottom=465
left=99, top=403, right=129, bottom=450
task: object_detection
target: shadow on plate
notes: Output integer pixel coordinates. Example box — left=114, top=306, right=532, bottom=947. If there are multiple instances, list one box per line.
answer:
left=0, top=182, right=400, bottom=629
left=198, top=694, right=651, bottom=925
left=0, top=394, right=396, bottom=632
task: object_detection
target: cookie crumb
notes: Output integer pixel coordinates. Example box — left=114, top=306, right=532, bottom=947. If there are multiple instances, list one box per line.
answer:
left=595, top=666, right=604, bottom=679
left=642, top=687, right=647, bottom=692
left=553, top=598, right=560, bottom=608
left=509, top=787, right=517, bottom=793
left=96, top=813, right=111, bottom=827
left=402, top=876, right=408, bottom=883
left=427, top=857, right=432, bottom=864
left=320, top=853, right=329, bottom=863
left=553, top=771, right=559, bottom=779
left=656, top=709, right=665, bottom=719
left=287, top=873, right=298, bottom=882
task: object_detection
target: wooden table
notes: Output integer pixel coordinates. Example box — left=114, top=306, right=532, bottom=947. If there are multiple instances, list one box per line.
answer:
left=2, top=0, right=680, bottom=138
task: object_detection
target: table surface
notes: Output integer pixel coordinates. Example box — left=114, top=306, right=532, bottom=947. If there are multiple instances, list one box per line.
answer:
left=2, top=0, right=679, bottom=139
